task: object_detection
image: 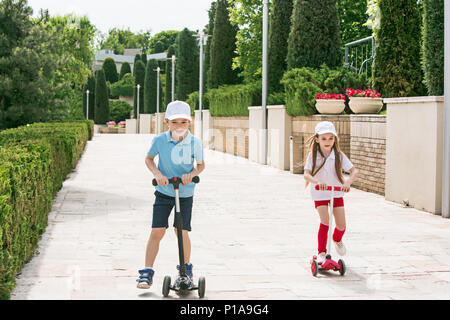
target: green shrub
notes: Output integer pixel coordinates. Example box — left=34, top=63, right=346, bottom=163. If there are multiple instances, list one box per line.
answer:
left=110, top=74, right=134, bottom=97
left=0, top=121, right=93, bottom=300
left=109, top=100, right=133, bottom=123
left=102, top=57, right=118, bottom=84
left=207, top=82, right=261, bottom=117
left=281, top=65, right=366, bottom=116
left=119, top=62, right=132, bottom=80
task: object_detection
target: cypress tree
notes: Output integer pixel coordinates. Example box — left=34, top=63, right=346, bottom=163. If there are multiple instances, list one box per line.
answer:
left=164, top=45, right=176, bottom=108
left=204, top=1, right=217, bottom=91
left=175, top=28, right=199, bottom=101
left=119, top=62, right=131, bottom=80
left=133, top=54, right=141, bottom=75
left=82, top=75, right=95, bottom=120
left=268, top=0, right=294, bottom=95
left=287, top=0, right=342, bottom=70
left=94, top=69, right=110, bottom=124
left=133, top=60, right=146, bottom=117
left=141, top=52, right=148, bottom=66
left=209, top=0, right=239, bottom=89
left=144, top=59, right=162, bottom=114
left=102, top=57, right=118, bottom=84
left=373, top=0, right=426, bottom=97
left=421, top=0, right=444, bottom=96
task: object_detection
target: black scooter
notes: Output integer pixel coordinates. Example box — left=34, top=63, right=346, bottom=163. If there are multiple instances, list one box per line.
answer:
left=152, top=176, right=206, bottom=298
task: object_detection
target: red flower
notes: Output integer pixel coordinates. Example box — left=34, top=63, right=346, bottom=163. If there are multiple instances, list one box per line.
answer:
left=315, top=92, right=345, bottom=100
left=345, top=88, right=381, bottom=98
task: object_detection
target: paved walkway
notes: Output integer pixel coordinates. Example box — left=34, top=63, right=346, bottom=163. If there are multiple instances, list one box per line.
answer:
left=11, top=133, right=450, bottom=300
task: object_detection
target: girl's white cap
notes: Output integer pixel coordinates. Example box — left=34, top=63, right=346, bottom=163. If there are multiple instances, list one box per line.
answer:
left=315, top=121, right=337, bottom=137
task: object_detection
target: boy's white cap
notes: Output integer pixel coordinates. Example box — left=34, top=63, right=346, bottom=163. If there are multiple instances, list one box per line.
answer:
left=315, top=121, right=337, bottom=137
left=165, top=100, right=192, bottom=121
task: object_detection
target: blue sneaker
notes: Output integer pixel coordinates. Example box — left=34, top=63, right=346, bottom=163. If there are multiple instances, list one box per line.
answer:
left=177, top=263, right=193, bottom=280
left=136, top=268, right=154, bottom=289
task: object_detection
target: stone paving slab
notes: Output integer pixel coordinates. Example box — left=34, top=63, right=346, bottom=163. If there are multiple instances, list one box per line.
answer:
left=10, top=133, right=450, bottom=300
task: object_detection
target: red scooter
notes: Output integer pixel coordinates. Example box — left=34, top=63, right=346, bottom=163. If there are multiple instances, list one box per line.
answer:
left=310, top=185, right=346, bottom=277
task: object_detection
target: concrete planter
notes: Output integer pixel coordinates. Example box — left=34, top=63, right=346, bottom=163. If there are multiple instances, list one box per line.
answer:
left=315, top=99, right=345, bottom=114
left=349, top=97, right=383, bottom=114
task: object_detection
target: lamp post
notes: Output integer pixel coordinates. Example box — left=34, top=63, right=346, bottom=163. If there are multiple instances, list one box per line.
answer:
left=155, top=66, right=161, bottom=134
left=136, top=84, right=141, bottom=121
left=85, top=90, right=89, bottom=120
left=261, top=0, right=269, bottom=165
left=195, top=32, right=210, bottom=140
left=443, top=2, right=450, bottom=218
left=171, top=55, right=176, bottom=102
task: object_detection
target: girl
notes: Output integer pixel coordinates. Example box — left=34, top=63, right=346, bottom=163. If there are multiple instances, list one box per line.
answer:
left=304, top=121, right=359, bottom=264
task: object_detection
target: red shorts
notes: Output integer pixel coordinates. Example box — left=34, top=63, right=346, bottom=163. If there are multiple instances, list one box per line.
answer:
left=314, top=197, right=344, bottom=209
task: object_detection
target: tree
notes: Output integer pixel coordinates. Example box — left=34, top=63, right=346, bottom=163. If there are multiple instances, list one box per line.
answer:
left=98, top=28, right=151, bottom=54
left=210, top=0, right=240, bottom=88
left=229, top=0, right=261, bottom=83
left=144, top=59, right=162, bottom=114
left=175, top=28, right=199, bottom=101
left=421, top=0, right=444, bottom=96
left=119, top=62, right=131, bottom=79
left=0, top=0, right=60, bottom=129
left=338, top=0, right=371, bottom=46
left=133, top=60, right=146, bottom=117
left=94, top=69, right=109, bottom=124
left=102, top=57, right=118, bottom=84
left=268, top=0, right=293, bottom=95
left=133, top=53, right=141, bottom=75
left=82, top=75, right=95, bottom=120
left=204, top=1, right=217, bottom=91
left=148, top=30, right=180, bottom=54
left=164, top=45, right=176, bottom=108
left=287, top=0, right=342, bottom=70
left=373, top=0, right=426, bottom=97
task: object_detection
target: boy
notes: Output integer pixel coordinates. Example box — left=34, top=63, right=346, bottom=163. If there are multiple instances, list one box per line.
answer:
left=137, top=100, right=205, bottom=289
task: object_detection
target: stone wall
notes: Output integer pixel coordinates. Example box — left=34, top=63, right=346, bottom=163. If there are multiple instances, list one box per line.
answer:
left=210, top=116, right=249, bottom=158
left=350, top=115, right=386, bottom=195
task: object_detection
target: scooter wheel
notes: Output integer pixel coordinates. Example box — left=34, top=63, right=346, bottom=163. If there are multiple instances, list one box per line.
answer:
left=198, top=276, right=206, bottom=299
left=338, top=259, right=346, bottom=276
left=311, top=260, right=318, bottom=277
left=162, top=275, right=171, bottom=297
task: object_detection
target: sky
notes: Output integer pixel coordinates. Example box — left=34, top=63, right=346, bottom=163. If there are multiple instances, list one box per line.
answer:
left=27, top=0, right=213, bottom=36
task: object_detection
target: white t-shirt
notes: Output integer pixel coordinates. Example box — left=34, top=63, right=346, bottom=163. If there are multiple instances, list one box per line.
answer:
left=304, top=149, right=354, bottom=201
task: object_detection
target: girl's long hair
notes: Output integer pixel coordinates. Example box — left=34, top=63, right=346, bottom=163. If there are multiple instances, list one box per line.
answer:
left=305, top=133, right=344, bottom=188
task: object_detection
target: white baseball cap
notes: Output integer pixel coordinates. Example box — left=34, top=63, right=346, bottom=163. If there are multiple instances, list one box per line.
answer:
left=165, top=100, right=192, bottom=121
left=315, top=121, right=337, bottom=137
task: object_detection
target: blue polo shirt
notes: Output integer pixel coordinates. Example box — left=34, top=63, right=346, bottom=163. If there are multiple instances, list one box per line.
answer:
left=147, top=130, right=203, bottom=198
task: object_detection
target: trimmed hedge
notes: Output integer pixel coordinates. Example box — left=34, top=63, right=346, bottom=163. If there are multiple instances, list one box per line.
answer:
left=0, top=120, right=93, bottom=300
left=207, top=82, right=262, bottom=117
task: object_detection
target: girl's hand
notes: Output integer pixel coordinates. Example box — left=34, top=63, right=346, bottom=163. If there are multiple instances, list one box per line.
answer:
left=342, top=182, right=351, bottom=193
left=316, top=181, right=328, bottom=191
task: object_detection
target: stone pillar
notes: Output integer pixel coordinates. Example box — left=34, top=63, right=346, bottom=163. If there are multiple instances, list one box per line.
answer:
left=139, top=114, right=151, bottom=134
left=125, top=119, right=137, bottom=134
left=194, top=110, right=202, bottom=140
left=248, top=106, right=265, bottom=164
left=202, top=110, right=211, bottom=148
left=267, top=105, right=291, bottom=170
left=385, top=96, right=444, bottom=214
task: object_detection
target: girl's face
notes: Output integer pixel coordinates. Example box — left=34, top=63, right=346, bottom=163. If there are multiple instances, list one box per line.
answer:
left=166, top=118, right=190, bottom=138
left=315, top=133, right=335, bottom=152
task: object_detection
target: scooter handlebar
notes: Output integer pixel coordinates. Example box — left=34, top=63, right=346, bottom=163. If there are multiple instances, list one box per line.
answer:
left=152, top=176, right=200, bottom=186
left=314, top=185, right=342, bottom=191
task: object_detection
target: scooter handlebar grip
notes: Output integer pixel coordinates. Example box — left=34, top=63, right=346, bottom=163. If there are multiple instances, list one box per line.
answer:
left=314, top=185, right=342, bottom=191
left=152, top=176, right=200, bottom=186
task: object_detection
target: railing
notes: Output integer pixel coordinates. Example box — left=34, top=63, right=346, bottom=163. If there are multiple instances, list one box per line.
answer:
left=344, top=36, right=375, bottom=76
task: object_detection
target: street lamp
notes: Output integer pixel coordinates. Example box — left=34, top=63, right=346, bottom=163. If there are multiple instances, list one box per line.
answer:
left=195, top=31, right=211, bottom=140
left=261, top=0, right=269, bottom=165
left=154, top=66, right=162, bottom=134
left=85, top=90, right=89, bottom=120
left=136, top=84, right=141, bottom=121
left=166, top=55, right=176, bottom=102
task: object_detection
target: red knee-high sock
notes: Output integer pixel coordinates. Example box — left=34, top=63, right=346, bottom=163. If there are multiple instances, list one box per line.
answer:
left=318, top=223, right=329, bottom=254
left=333, top=228, right=346, bottom=242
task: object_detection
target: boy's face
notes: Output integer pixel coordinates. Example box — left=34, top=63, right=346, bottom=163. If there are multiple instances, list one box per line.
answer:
left=165, top=118, right=190, bottom=138
left=315, top=133, right=335, bottom=152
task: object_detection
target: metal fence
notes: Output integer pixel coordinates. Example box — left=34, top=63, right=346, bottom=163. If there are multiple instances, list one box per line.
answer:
left=344, top=36, right=375, bottom=77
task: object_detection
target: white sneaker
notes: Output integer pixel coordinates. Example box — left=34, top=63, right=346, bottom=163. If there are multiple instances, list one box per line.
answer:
left=317, top=252, right=326, bottom=265
left=334, top=240, right=346, bottom=256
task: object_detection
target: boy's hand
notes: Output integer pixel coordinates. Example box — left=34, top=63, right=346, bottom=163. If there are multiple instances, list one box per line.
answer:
left=181, top=173, right=193, bottom=186
left=155, top=173, right=169, bottom=186
left=342, top=182, right=351, bottom=193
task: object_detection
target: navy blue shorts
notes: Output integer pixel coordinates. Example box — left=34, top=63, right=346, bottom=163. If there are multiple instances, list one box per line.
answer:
left=152, top=191, right=193, bottom=231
